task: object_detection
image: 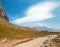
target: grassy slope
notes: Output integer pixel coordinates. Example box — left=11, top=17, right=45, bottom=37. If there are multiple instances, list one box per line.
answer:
left=0, top=18, right=60, bottom=39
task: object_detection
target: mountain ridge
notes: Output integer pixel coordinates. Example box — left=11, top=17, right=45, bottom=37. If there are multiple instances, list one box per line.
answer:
left=33, top=26, right=60, bottom=32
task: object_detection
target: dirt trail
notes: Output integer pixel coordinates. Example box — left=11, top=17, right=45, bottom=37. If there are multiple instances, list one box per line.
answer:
left=0, top=35, right=57, bottom=47
left=14, top=35, right=57, bottom=47
left=0, top=38, right=31, bottom=47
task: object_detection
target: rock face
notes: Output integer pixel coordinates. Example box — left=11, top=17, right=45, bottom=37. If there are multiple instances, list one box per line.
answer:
left=0, top=3, right=9, bottom=22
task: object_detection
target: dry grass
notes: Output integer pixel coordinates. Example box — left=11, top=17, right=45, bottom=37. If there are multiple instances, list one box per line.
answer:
left=0, top=20, right=60, bottom=39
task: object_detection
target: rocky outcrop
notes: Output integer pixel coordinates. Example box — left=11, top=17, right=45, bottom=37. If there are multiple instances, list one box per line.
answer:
left=0, top=3, right=9, bottom=22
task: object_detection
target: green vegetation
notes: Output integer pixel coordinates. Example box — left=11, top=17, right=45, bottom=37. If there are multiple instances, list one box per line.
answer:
left=0, top=20, right=60, bottom=39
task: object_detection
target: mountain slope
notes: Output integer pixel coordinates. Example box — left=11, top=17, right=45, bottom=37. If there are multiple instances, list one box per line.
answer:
left=0, top=20, right=60, bottom=39
left=0, top=21, right=40, bottom=39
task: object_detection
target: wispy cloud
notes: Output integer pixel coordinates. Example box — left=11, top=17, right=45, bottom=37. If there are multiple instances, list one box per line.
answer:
left=11, top=1, right=58, bottom=25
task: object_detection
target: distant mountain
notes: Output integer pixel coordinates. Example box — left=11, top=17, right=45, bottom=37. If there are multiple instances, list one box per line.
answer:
left=33, top=26, right=48, bottom=31
left=33, top=26, right=60, bottom=32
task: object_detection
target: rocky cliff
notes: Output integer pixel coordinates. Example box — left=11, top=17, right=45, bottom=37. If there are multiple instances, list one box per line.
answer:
left=0, top=3, right=9, bottom=22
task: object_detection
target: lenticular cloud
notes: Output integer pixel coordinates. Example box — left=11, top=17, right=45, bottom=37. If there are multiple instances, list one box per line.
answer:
left=11, top=1, right=58, bottom=24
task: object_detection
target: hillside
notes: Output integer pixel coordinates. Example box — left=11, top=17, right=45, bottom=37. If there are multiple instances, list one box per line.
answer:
left=0, top=20, right=60, bottom=39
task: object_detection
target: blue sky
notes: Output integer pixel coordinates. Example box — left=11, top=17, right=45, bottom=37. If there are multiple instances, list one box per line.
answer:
left=1, top=0, right=60, bottom=29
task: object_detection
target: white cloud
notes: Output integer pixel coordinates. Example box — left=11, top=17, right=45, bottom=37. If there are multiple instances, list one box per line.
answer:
left=11, top=1, right=58, bottom=24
